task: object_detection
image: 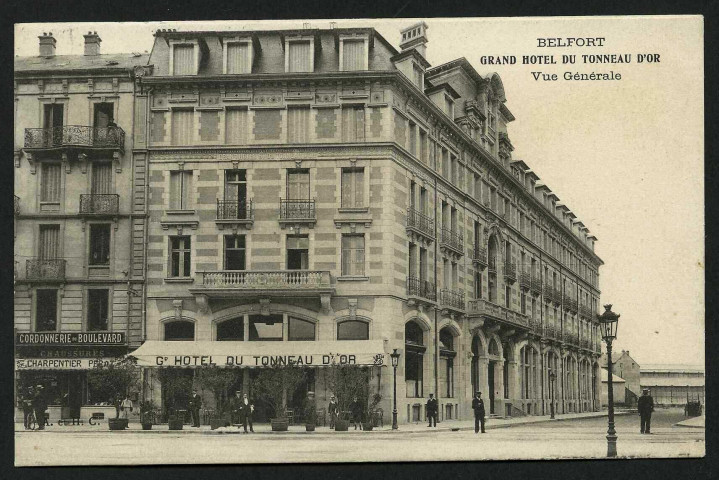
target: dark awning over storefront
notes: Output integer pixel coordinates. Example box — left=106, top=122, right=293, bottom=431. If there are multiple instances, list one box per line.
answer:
left=129, top=340, right=388, bottom=368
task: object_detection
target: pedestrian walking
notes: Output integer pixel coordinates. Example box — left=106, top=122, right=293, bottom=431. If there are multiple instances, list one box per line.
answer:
left=120, top=396, right=134, bottom=420
left=328, top=395, right=339, bottom=429
left=32, top=385, right=47, bottom=430
left=349, top=396, right=363, bottom=430
left=21, top=386, right=34, bottom=429
left=240, top=393, right=254, bottom=433
left=189, top=389, right=202, bottom=427
left=426, top=393, right=438, bottom=427
left=472, top=391, right=486, bottom=433
left=638, top=388, right=654, bottom=434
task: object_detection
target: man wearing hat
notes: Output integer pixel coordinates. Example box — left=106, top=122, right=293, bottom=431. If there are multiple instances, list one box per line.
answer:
left=426, top=393, right=438, bottom=427
left=32, top=385, right=47, bottom=430
left=230, top=390, right=243, bottom=426
left=189, top=389, right=202, bottom=427
left=472, top=391, right=486, bottom=434
left=240, top=393, right=254, bottom=433
left=328, top=395, right=339, bottom=429
left=637, top=388, right=654, bottom=434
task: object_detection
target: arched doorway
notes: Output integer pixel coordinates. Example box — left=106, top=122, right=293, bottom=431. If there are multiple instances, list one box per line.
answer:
left=405, top=320, right=425, bottom=400
left=487, top=338, right=500, bottom=414
left=470, top=335, right=484, bottom=396
left=439, top=327, right=457, bottom=419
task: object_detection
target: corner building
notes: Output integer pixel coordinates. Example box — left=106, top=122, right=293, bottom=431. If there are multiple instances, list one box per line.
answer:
left=135, top=23, right=604, bottom=422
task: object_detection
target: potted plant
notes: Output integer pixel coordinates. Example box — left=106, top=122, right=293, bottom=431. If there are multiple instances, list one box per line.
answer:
left=251, top=366, right=307, bottom=431
left=196, top=366, right=237, bottom=429
left=157, top=369, right=193, bottom=430
left=327, top=364, right=371, bottom=432
left=362, top=393, right=382, bottom=431
left=86, top=359, right=139, bottom=431
left=139, top=400, right=157, bottom=430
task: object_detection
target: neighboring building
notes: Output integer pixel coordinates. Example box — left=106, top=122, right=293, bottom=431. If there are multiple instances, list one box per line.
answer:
left=601, top=370, right=626, bottom=407
left=641, top=364, right=705, bottom=406
left=601, top=350, right=641, bottom=406
left=13, top=32, right=149, bottom=421
left=130, top=22, right=604, bottom=423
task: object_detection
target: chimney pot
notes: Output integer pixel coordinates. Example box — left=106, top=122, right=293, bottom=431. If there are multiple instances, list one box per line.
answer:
left=38, top=32, right=57, bottom=57
left=399, top=22, right=429, bottom=60
left=84, top=31, right=102, bottom=56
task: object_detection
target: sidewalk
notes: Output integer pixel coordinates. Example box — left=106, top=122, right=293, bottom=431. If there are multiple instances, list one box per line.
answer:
left=674, top=416, right=704, bottom=428
left=15, top=410, right=631, bottom=435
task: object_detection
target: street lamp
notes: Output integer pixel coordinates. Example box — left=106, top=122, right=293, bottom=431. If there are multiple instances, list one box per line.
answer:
left=598, top=304, right=620, bottom=458
left=549, top=371, right=556, bottom=419
left=390, top=348, right=401, bottom=430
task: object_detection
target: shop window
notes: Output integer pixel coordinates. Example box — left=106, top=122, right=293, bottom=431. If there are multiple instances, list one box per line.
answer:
left=164, top=320, right=194, bottom=341
left=89, top=224, right=111, bottom=266
left=35, top=289, right=58, bottom=332
left=224, top=235, right=246, bottom=270
left=87, top=289, right=109, bottom=331
left=341, top=167, right=365, bottom=208
left=169, top=236, right=191, bottom=278
left=337, top=319, right=369, bottom=340
left=341, top=234, right=365, bottom=276
left=288, top=317, right=315, bottom=341
left=217, top=317, right=244, bottom=341
left=249, top=314, right=283, bottom=341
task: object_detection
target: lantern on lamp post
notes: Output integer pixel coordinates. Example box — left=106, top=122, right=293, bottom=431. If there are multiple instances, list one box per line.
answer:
left=390, top=348, right=401, bottom=430
left=598, top=304, right=620, bottom=458
left=549, top=371, right=556, bottom=419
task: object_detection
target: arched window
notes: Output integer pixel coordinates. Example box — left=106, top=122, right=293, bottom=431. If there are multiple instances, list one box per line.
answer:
left=164, top=320, right=195, bottom=341
left=216, top=317, right=244, bottom=341
left=405, top=320, right=425, bottom=398
left=288, top=317, right=315, bottom=341
left=439, top=327, right=456, bottom=398
left=471, top=335, right=483, bottom=395
left=337, top=319, right=369, bottom=340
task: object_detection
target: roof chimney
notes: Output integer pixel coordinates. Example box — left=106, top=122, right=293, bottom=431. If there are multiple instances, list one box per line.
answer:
left=39, top=32, right=56, bottom=57
left=84, top=31, right=101, bottom=56
left=399, top=22, right=429, bottom=59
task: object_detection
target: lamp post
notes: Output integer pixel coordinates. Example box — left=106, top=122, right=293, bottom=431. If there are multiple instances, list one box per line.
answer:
left=549, top=371, right=556, bottom=419
left=390, top=348, right=401, bottom=430
left=598, top=304, right=620, bottom=458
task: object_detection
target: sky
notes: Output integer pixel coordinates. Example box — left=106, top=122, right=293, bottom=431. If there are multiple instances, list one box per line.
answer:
left=14, top=17, right=705, bottom=367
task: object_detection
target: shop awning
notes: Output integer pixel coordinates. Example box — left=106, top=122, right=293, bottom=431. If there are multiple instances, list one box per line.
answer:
left=129, top=340, right=388, bottom=368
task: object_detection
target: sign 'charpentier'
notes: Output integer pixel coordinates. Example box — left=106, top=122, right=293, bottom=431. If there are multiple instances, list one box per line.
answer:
left=15, top=332, right=126, bottom=345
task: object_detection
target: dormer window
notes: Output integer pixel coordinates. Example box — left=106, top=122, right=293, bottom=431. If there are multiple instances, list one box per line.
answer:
left=286, top=37, right=314, bottom=73
left=340, top=36, right=368, bottom=71
left=223, top=38, right=253, bottom=74
left=444, top=94, right=455, bottom=119
left=413, top=63, right=423, bottom=88
left=169, top=40, right=199, bottom=76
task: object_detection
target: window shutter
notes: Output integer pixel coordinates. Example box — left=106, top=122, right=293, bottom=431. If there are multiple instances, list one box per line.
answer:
left=227, top=43, right=250, bottom=74
left=172, top=110, right=194, bottom=145
left=41, top=164, right=61, bottom=202
left=288, top=41, right=311, bottom=72
left=173, top=45, right=195, bottom=75
left=225, top=109, right=248, bottom=145
left=91, top=163, right=112, bottom=194
left=342, top=40, right=365, bottom=71
left=39, top=226, right=59, bottom=259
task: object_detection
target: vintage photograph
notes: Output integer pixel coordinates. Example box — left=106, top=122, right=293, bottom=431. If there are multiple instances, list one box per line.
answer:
left=12, top=16, right=704, bottom=465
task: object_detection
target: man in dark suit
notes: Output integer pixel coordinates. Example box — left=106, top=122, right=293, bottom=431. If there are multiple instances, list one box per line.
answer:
left=349, top=396, right=363, bottom=430
left=328, top=395, right=339, bottom=429
left=32, top=385, right=47, bottom=430
left=240, top=393, right=254, bottom=433
left=637, top=388, right=654, bottom=434
left=472, top=391, right=486, bottom=433
left=426, top=393, right=438, bottom=427
left=189, top=390, right=202, bottom=427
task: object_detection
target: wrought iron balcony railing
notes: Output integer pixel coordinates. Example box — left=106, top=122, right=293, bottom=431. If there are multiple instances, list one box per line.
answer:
left=579, top=304, right=594, bottom=318
left=79, top=194, right=119, bottom=215
left=200, top=270, right=331, bottom=289
left=26, top=259, right=66, bottom=281
left=472, top=245, right=487, bottom=268
left=24, top=125, right=125, bottom=151
left=467, top=298, right=529, bottom=327
left=519, top=271, right=530, bottom=289
left=504, top=261, right=517, bottom=283
left=217, top=199, right=253, bottom=220
left=530, top=275, right=542, bottom=294
left=407, top=276, right=436, bottom=302
left=563, top=296, right=578, bottom=312
left=440, top=288, right=465, bottom=310
left=528, top=317, right=543, bottom=335
left=440, top=227, right=464, bottom=254
left=406, top=207, right=434, bottom=239
left=279, top=199, right=316, bottom=221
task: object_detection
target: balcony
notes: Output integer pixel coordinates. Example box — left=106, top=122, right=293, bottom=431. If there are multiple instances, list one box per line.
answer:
left=467, top=298, right=529, bottom=329
left=527, top=317, right=543, bottom=336
left=216, top=199, right=254, bottom=230
left=563, top=295, right=578, bottom=312
left=406, top=207, right=435, bottom=244
left=440, top=227, right=464, bottom=257
left=542, top=324, right=560, bottom=341
left=279, top=199, right=316, bottom=228
left=439, top=288, right=466, bottom=313
left=79, top=194, right=120, bottom=215
left=406, top=276, right=437, bottom=303
left=26, top=259, right=66, bottom=282
left=579, top=304, right=594, bottom=318
left=530, top=275, right=542, bottom=295
left=24, top=125, right=125, bottom=153
left=503, top=261, right=517, bottom=284
left=472, top=245, right=487, bottom=269
left=519, top=271, right=530, bottom=290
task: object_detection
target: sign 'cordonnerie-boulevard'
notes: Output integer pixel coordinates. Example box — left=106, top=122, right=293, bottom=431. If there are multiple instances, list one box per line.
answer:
left=16, top=332, right=126, bottom=345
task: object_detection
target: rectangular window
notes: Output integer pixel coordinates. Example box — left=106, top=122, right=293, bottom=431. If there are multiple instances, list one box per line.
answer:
left=505, top=285, right=511, bottom=308
left=342, top=106, right=365, bottom=142
left=43, top=104, right=64, bottom=129
left=341, top=234, right=365, bottom=276
left=409, top=121, right=417, bottom=156
left=288, top=316, right=316, bottom=341
left=40, top=163, right=61, bottom=202
left=288, top=41, right=312, bottom=72
left=89, top=224, right=111, bottom=266
left=91, top=162, right=112, bottom=194
left=419, top=247, right=428, bottom=283
left=419, top=130, right=428, bottom=163
left=35, top=289, right=58, bottom=332
left=287, top=235, right=309, bottom=270
left=225, top=108, right=248, bottom=145
left=171, top=109, right=194, bottom=145
left=226, top=43, right=250, bottom=74
left=474, top=271, right=482, bottom=299
left=412, top=64, right=423, bottom=88
left=287, top=107, right=310, bottom=143
left=342, top=39, right=365, bottom=71
left=408, top=242, right=417, bottom=278
left=406, top=349, right=423, bottom=397
left=169, top=170, right=192, bottom=210
left=173, top=44, right=195, bottom=75
left=441, top=149, right=449, bottom=178
left=87, top=289, right=109, bottom=331
left=249, top=314, right=283, bottom=341
left=38, top=225, right=60, bottom=259
left=445, top=96, right=454, bottom=118
left=224, top=235, right=246, bottom=270
left=287, top=169, right=310, bottom=200
left=169, top=236, right=191, bottom=277
left=341, top=167, right=365, bottom=208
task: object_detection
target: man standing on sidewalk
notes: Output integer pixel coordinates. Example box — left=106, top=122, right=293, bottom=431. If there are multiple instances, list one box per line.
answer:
left=472, top=391, right=486, bottom=434
left=32, top=385, right=47, bottom=430
left=328, top=395, right=339, bottom=429
left=240, top=393, right=254, bottom=433
left=189, top=390, right=202, bottom=428
left=426, top=393, right=438, bottom=427
left=638, top=388, right=654, bottom=434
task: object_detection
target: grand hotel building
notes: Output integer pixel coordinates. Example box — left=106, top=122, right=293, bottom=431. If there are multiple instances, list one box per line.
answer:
left=15, top=23, right=604, bottom=424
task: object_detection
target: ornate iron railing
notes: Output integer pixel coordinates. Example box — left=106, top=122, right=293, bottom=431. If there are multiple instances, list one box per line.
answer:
left=406, top=207, right=434, bottom=239
left=472, top=245, right=487, bottom=267
left=24, top=125, right=125, bottom=150
left=279, top=199, right=315, bottom=220
left=519, top=271, right=530, bottom=289
left=217, top=199, right=253, bottom=220
left=530, top=275, right=542, bottom=294
left=440, top=288, right=465, bottom=310
left=79, top=194, right=119, bottom=215
left=440, top=227, right=463, bottom=253
left=528, top=317, right=543, bottom=335
left=563, top=295, right=578, bottom=312
left=407, top=276, right=436, bottom=301
left=26, top=259, right=66, bottom=281
left=579, top=304, right=594, bottom=318
left=201, top=270, right=331, bottom=289
left=467, top=298, right=529, bottom=327
left=504, top=261, right=517, bottom=283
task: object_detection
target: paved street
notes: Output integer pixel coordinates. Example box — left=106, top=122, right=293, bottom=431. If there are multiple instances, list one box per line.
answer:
left=15, top=409, right=703, bottom=466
